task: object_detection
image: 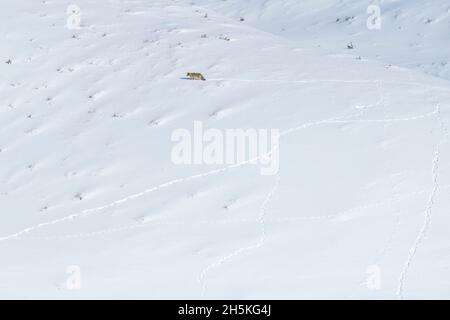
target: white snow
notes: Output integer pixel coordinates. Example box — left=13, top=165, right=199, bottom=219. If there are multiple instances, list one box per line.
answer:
left=0, top=0, right=449, bottom=299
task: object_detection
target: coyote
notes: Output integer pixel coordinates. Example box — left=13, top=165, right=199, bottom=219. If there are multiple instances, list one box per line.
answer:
left=187, top=72, right=206, bottom=81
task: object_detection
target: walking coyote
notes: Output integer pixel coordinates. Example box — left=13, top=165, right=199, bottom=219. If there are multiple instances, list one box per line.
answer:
left=187, top=72, right=206, bottom=81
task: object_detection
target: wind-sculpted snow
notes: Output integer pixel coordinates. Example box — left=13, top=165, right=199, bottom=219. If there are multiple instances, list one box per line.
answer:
left=0, top=0, right=449, bottom=299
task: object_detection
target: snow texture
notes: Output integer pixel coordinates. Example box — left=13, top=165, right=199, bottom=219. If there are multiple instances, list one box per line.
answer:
left=0, top=0, right=449, bottom=299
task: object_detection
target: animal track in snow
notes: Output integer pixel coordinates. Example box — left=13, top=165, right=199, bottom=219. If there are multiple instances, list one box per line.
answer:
left=397, top=105, right=449, bottom=299
left=199, top=174, right=280, bottom=297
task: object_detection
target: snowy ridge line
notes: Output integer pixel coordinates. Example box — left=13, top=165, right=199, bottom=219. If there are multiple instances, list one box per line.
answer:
left=199, top=174, right=281, bottom=297
left=207, top=78, right=450, bottom=91
left=397, top=105, right=449, bottom=299
left=0, top=106, right=439, bottom=243
left=15, top=182, right=450, bottom=241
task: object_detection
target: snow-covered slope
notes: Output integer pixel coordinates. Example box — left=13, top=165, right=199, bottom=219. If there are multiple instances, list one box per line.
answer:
left=196, top=0, right=450, bottom=80
left=0, top=0, right=449, bottom=299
